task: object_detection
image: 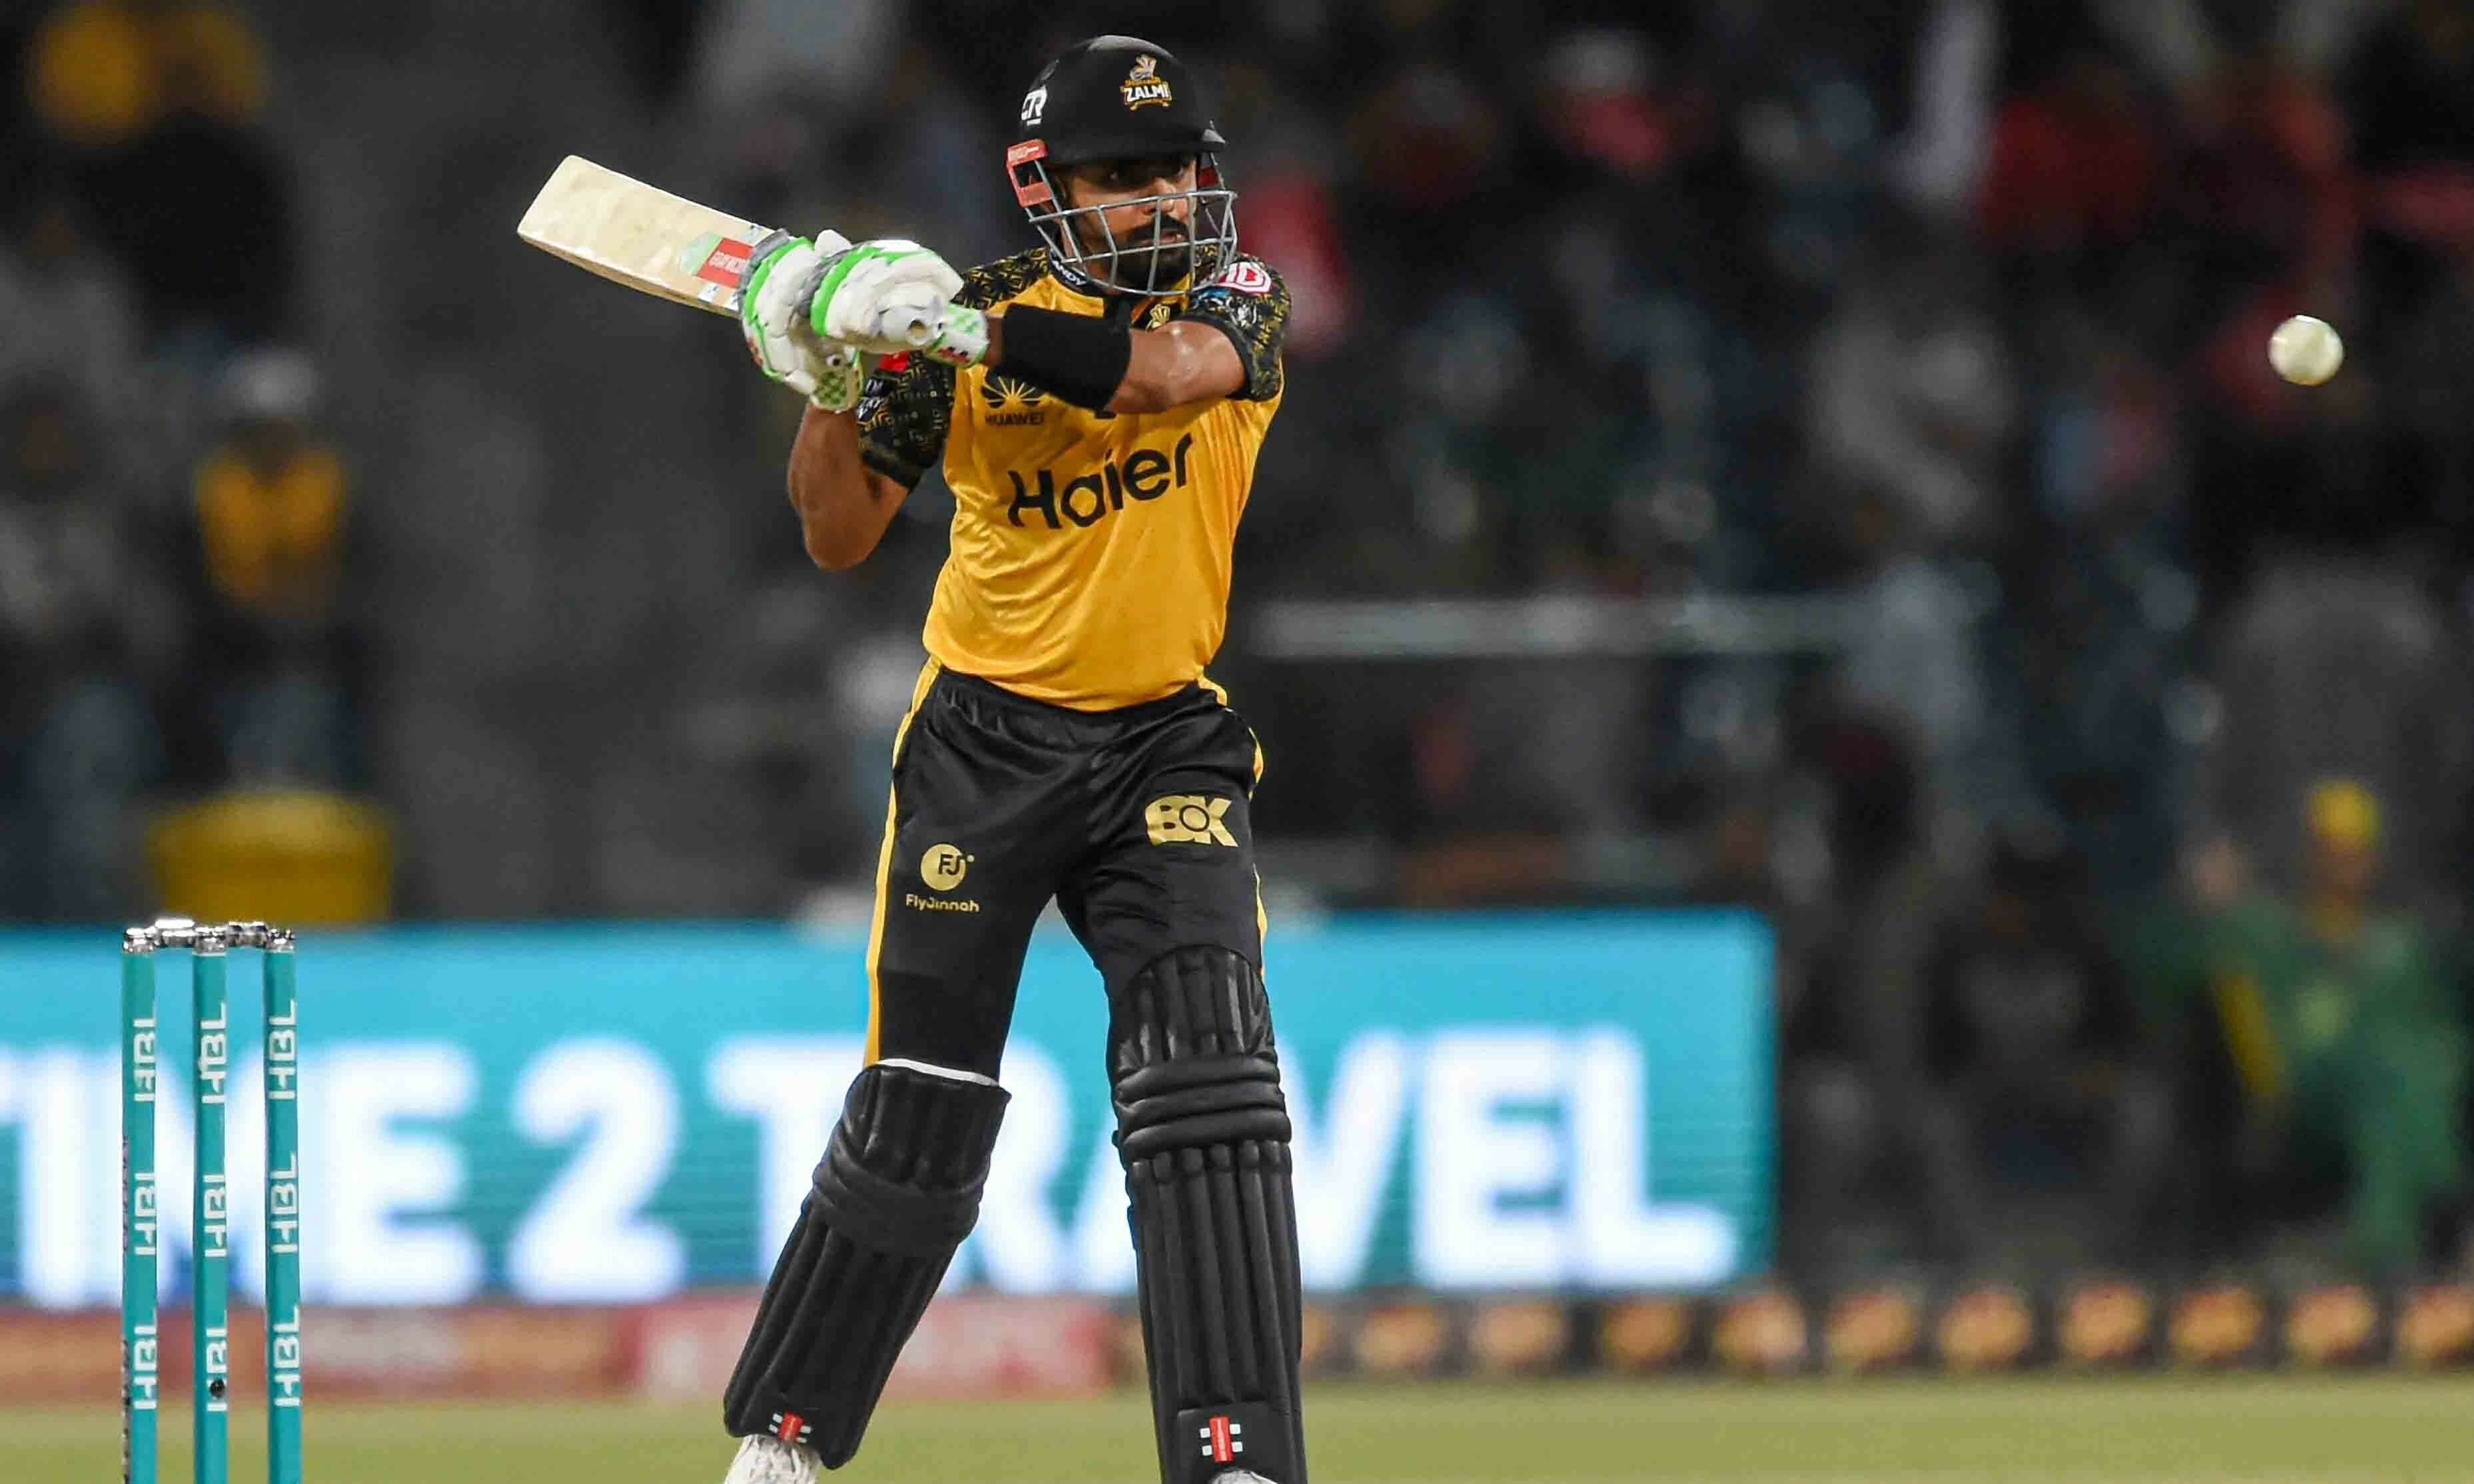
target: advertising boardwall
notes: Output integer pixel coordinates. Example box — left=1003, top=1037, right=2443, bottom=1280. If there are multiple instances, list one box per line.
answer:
left=0, top=913, right=1772, bottom=1307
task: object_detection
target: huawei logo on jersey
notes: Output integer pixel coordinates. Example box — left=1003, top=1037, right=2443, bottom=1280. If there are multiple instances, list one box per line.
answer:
left=979, top=375, right=1049, bottom=425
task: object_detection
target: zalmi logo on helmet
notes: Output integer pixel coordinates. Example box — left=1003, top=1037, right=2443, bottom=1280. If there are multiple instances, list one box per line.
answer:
left=979, top=375, right=1049, bottom=425
left=1121, top=53, right=1172, bottom=110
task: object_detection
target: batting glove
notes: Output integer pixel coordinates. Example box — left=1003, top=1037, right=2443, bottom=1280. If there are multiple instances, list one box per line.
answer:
left=741, top=230, right=867, bottom=413
left=805, top=239, right=965, bottom=357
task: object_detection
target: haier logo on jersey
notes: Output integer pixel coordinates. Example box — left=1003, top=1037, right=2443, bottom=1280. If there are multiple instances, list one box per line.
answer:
left=979, top=375, right=1049, bottom=425
left=1006, top=433, right=1195, bottom=530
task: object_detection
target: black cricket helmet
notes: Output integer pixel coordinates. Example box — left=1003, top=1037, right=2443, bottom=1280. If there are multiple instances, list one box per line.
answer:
left=1009, top=35, right=1237, bottom=296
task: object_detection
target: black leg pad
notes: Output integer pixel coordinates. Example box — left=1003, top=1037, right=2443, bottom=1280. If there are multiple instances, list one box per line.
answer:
left=722, top=1061, right=1008, bottom=1465
left=1114, top=945, right=1307, bottom=1484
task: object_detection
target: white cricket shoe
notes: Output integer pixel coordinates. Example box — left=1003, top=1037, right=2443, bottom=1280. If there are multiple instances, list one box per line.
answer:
left=1212, top=1473, right=1280, bottom=1484
left=723, top=1434, right=820, bottom=1484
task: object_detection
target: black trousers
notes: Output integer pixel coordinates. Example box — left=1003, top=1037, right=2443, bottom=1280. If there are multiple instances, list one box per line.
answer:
left=864, top=662, right=1267, bottom=1078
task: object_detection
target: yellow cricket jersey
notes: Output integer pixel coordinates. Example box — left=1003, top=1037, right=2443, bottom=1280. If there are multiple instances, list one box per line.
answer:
left=855, top=248, right=1289, bottom=710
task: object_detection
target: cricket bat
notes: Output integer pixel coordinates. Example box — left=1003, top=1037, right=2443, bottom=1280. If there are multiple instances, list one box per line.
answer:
left=516, top=155, right=939, bottom=344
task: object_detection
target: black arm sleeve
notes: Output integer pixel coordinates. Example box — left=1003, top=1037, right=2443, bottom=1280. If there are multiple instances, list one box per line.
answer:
left=989, top=305, right=1132, bottom=411
left=856, top=353, right=958, bottom=489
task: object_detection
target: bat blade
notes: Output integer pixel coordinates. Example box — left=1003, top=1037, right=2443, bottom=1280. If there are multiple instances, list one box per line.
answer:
left=517, top=155, right=772, bottom=316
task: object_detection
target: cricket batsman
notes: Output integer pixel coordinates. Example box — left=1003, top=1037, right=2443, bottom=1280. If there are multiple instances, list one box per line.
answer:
left=719, top=35, right=1302, bottom=1484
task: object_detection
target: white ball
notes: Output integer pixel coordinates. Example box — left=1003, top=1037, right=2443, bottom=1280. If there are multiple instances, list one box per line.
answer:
left=2270, top=315, right=2344, bottom=385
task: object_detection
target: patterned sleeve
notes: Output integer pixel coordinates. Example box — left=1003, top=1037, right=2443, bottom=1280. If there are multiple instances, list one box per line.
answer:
left=1181, top=256, right=1289, bottom=402
left=856, top=352, right=957, bottom=489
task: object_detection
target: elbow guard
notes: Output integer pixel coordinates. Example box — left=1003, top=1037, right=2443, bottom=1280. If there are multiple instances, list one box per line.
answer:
left=994, top=305, right=1131, bottom=409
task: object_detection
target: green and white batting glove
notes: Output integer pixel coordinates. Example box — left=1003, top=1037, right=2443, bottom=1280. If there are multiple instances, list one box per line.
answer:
left=804, top=238, right=985, bottom=362
left=740, top=229, right=867, bottom=413
left=912, top=300, right=990, bottom=369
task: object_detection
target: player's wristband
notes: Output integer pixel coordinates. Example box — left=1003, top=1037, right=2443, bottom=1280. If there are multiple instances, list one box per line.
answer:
left=991, top=306, right=1130, bottom=410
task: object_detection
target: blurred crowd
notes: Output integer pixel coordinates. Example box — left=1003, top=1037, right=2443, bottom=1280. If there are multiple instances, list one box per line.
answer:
left=1, top=0, right=370, bottom=925
left=8, top=0, right=2474, bottom=1281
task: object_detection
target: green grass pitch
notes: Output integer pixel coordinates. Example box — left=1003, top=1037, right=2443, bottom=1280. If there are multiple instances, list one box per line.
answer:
left=18, top=1376, right=2474, bottom=1483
